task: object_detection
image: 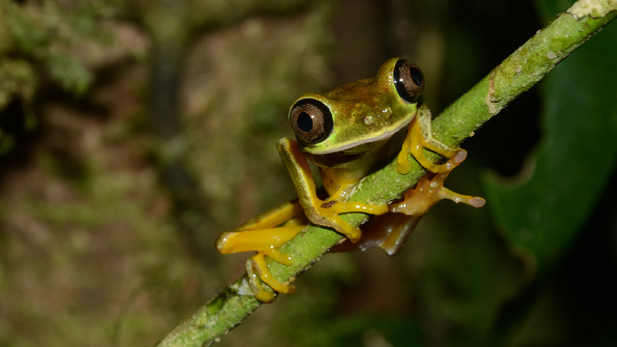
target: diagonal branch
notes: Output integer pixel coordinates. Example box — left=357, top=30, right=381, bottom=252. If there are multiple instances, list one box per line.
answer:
left=156, top=1, right=617, bottom=345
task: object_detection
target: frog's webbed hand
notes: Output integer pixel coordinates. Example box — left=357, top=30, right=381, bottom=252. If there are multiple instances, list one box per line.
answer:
left=397, top=99, right=461, bottom=174
left=216, top=201, right=306, bottom=302
left=277, top=138, right=388, bottom=243
left=391, top=149, right=485, bottom=216
left=391, top=98, right=485, bottom=221
left=388, top=100, right=484, bottom=254
left=338, top=150, right=484, bottom=256
left=395, top=98, right=485, bottom=205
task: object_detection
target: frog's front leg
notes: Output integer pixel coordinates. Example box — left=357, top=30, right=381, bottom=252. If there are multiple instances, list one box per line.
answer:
left=382, top=100, right=484, bottom=254
left=216, top=201, right=306, bottom=302
left=338, top=150, right=484, bottom=256
left=392, top=149, right=485, bottom=216
left=397, top=99, right=461, bottom=174
left=395, top=98, right=485, bottom=211
left=277, top=138, right=389, bottom=242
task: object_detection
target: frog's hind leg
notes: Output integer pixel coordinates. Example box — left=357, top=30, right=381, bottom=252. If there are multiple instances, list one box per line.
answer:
left=372, top=213, right=422, bottom=255
left=216, top=201, right=305, bottom=259
left=216, top=201, right=306, bottom=302
left=332, top=212, right=421, bottom=256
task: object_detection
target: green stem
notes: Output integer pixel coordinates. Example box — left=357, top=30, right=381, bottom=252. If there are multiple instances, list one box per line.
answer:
left=156, top=1, right=617, bottom=346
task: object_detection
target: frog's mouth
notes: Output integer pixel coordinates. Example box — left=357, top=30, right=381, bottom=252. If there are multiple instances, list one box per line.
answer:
left=304, top=117, right=411, bottom=155
left=306, top=136, right=393, bottom=168
left=307, top=150, right=365, bottom=167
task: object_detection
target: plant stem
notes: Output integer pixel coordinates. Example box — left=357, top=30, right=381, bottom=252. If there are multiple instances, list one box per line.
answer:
left=156, top=1, right=617, bottom=346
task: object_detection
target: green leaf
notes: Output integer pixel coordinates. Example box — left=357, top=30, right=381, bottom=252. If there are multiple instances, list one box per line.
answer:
left=483, top=18, right=617, bottom=275
left=0, top=59, right=37, bottom=108
left=46, top=50, right=93, bottom=95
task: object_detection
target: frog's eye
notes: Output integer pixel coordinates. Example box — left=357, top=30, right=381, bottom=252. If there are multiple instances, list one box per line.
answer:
left=393, top=59, right=424, bottom=103
left=289, top=99, right=333, bottom=144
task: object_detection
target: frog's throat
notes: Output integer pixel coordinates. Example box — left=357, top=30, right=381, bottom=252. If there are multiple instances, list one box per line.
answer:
left=303, top=117, right=412, bottom=155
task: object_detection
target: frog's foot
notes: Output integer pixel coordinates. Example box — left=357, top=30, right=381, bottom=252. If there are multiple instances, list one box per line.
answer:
left=306, top=189, right=390, bottom=243
left=397, top=101, right=460, bottom=175
left=216, top=202, right=306, bottom=302
left=390, top=149, right=485, bottom=216
left=217, top=224, right=305, bottom=302
left=246, top=252, right=297, bottom=303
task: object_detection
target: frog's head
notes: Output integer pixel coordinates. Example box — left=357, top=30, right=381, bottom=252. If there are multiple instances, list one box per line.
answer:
left=288, top=58, right=425, bottom=156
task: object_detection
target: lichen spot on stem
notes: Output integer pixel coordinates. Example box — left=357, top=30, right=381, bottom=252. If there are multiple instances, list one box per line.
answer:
left=567, top=0, right=617, bottom=19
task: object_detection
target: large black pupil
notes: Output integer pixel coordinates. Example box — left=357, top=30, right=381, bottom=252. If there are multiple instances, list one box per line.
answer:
left=297, top=112, right=313, bottom=132
left=410, top=67, right=423, bottom=86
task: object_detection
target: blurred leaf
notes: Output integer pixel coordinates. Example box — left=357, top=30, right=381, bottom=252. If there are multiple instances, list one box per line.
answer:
left=1, top=1, right=112, bottom=97
left=46, top=50, right=92, bottom=95
left=0, top=59, right=37, bottom=107
left=483, top=13, right=617, bottom=274
left=4, top=3, right=51, bottom=52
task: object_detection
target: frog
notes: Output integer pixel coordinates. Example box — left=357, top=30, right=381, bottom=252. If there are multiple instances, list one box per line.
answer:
left=216, top=58, right=485, bottom=302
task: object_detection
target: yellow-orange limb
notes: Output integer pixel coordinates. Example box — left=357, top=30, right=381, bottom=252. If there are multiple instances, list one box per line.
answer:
left=375, top=213, right=421, bottom=256
left=397, top=101, right=459, bottom=174
left=215, top=200, right=307, bottom=302
left=278, top=138, right=388, bottom=242
left=236, top=201, right=304, bottom=230
left=216, top=201, right=304, bottom=255
left=245, top=253, right=296, bottom=303
left=391, top=149, right=485, bottom=216
left=217, top=225, right=304, bottom=265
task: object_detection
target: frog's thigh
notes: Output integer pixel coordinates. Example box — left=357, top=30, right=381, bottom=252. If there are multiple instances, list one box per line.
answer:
left=239, top=201, right=304, bottom=230
left=216, top=201, right=305, bottom=262
left=217, top=226, right=303, bottom=261
left=336, top=213, right=421, bottom=255
left=374, top=213, right=421, bottom=255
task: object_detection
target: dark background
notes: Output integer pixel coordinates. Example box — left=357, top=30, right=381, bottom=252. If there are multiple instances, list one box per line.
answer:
left=1, top=0, right=616, bottom=345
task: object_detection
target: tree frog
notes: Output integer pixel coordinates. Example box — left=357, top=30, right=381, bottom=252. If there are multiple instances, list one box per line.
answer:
left=216, top=58, right=484, bottom=302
